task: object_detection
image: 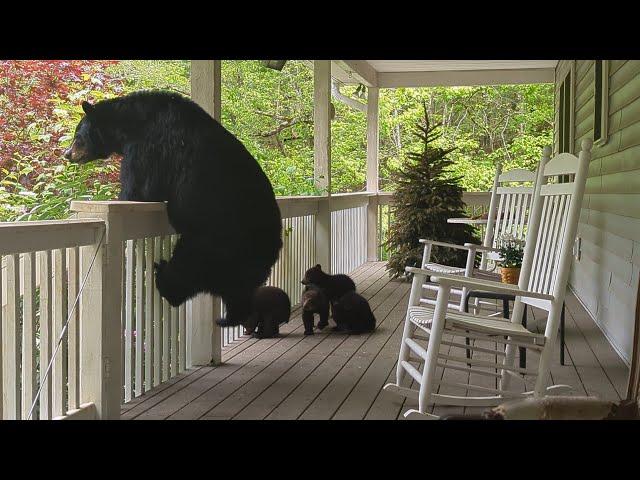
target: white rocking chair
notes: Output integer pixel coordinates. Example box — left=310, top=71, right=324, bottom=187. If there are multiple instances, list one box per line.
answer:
left=420, top=163, right=539, bottom=312
left=383, top=140, right=592, bottom=419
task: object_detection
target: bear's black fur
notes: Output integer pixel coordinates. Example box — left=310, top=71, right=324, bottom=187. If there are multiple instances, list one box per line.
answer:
left=301, top=264, right=356, bottom=318
left=332, top=291, right=376, bottom=334
left=300, top=284, right=330, bottom=335
left=65, top=91, right=282, bottom=328
left=243, top=286, right=291, bottom=339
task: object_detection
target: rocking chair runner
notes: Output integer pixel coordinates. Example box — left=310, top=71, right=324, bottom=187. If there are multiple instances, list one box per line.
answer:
left=383, top=140, right=592, bottom=419
left=420, top=163, right=539, bottom=313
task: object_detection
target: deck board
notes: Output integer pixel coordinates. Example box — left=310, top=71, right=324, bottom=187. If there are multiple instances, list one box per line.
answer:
left=123, top=261, right=629, bottom=420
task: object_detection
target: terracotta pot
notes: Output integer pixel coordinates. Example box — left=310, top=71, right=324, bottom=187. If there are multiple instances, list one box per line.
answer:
left=500, top=267, right=520, bottom=285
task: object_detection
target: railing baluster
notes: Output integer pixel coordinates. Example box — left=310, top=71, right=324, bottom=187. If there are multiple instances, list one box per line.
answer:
left=39, top=250, right=52, bottom=420
left=124, top=239, right=135, bottom=402
left=135, top=238, right=145, bottom=397
left=170, top=236, right=179, bottom=377
left=145, top=237, right=154, bottom=392
left=179, top=301, right=186, bottom=372
left=21, top=252, right=38, bottom=419
left=162, top=235, right=171, bottom=381
left=121, top=243, right=126, bottom=403
left=2, top=254, right=21, bottom=419
left=53, top=248, right=68, bottom=417
left=153, top=236, right=162, bottom=387
left=0, top=254, right=3, bottom=419
left=67, top=247, right=80, bottom=411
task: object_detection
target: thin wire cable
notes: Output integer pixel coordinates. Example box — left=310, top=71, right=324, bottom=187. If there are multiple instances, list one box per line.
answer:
left=27, top=228, right=106, bottom=420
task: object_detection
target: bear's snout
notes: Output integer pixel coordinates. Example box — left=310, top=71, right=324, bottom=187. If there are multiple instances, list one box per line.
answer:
left=64, top=141, right=89, bottom=163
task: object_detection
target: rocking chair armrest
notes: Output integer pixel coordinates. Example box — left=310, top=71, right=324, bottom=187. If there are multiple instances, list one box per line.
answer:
left=464, top=243, right=502, bottom=254
left=404, top=267, right=555, bottom=301
left=419, top=239, right=470, bottom=251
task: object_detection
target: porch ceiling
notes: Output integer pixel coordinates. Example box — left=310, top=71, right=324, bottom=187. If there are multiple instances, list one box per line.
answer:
left=332, top=60, right=558, bottom=88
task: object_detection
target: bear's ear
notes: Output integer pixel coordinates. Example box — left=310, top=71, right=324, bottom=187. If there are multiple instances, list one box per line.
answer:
left=315, top=264, right=322, bottom=269
left=82, top=101, right=95, bottom=115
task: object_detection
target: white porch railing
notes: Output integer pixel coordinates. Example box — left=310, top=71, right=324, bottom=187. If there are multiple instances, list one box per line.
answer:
left=220, top=192, right=373, bottom=346
left=0, top=190, right=489, bottom=419
left=0, top=218, right=105, bottom=420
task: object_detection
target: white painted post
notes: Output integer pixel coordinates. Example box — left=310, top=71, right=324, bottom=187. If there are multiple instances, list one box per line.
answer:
left=73, top=204, right=123, bottom=419
left=186, top=293, right=217, bottom=366
left=190, top=60, right=221, bottom=120
left=314, top=60, right=332, bottom=273
left=190, top=59, right=222, bottom=365
left=366, top=86, right=379, bottom=262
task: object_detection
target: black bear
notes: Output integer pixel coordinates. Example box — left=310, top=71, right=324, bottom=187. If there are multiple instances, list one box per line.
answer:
left=332, top=291, right=376, bottom=334
left=301, top=264, right=356, bottom=318
left=243, top=286, right=291, bottom=339
left=64, top=91, right=282, bottom=328
left=300, top=284, right=330, bottom=335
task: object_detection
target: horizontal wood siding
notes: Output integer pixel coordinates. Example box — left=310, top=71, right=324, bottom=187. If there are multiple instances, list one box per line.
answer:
left=559, top=60, right=640, bottom=364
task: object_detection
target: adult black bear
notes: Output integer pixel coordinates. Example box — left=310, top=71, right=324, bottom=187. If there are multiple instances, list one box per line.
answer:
left=301, top=264, right=355, bottom=318
left=243, top=286, right=291, bottom=339
left=332, top=291, right=376, bottom=334
left=300, top=284, right=330, bottom=335
left=64, top=91, right=282, bottom=328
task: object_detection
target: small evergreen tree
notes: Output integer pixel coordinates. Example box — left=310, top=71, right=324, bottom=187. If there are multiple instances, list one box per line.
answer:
left=384, top=102, right=479, bottom=279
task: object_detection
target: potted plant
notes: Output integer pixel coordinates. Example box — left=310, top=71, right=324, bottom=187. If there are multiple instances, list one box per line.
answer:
left=496, top=233, right=525, bottom=285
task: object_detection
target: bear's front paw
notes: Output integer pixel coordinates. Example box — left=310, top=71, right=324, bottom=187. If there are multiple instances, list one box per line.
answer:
left=154, top=260, right=168, bottom=273
left=154, top=262, right=186, bottom=307
left=216, top=317, right=242, bottom=327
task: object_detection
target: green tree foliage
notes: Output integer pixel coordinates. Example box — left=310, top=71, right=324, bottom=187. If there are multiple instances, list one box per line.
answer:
left=0, top=60, right=553, bottom=222
left=220, top=61, right=317, bottom=195
left=379, top=84, right=553, bottom=191
left=383, top=105, right=479, bottom=279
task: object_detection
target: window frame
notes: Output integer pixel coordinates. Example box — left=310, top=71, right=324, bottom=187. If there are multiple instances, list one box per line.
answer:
left=593, top=60, right=609, bottom=146
left=557, top=61, right=575, bottom=155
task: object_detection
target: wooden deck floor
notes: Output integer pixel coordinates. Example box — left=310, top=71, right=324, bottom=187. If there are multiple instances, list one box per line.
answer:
left=121, top=261, right=630, bottom=420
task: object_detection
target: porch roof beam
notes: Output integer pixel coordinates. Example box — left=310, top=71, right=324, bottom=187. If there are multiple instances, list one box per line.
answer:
left=333, top=60, right=378, bottom=87
left=377, top=68, right=555, bottom=88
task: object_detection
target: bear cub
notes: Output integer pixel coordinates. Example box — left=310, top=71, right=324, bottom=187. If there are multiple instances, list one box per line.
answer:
left=332, top=291, right=377, bottom=334
left=301, top=264, right=355, bottom=318
left=300, top=284, right=330, bottom=335
left=243, top=286, right=291, bottom=339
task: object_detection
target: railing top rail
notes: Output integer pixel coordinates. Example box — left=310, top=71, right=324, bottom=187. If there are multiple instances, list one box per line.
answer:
left=70, top=200, right=167, bottom=213
left=276, top=192, right=377, bottom=218
left=330, top=191, right=377, bottom=198
left=0, top=218, right=104, bottom=229
left=276, top=191, right=376, bottom=202
left=0, top=218, right=105, bottom=256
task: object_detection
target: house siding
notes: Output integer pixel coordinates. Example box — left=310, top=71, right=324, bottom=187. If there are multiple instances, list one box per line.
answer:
left=556, top=60, right=640, bottom=364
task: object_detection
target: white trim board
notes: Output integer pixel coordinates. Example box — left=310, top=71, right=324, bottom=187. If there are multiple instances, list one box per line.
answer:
left=377, top=68, right=555, bottom=88
left=568, top=283, right=631, bottom=366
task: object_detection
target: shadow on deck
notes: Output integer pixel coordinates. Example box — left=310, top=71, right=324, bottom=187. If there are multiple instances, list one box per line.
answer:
left=121, top=261, right=629, bottom=420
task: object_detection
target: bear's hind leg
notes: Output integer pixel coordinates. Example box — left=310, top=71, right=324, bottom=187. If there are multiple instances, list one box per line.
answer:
left=317, top=303, right=330, bottom=330
left=302, top=311, right=315, bottom=335
left=154, top=234, right=209, bottom=307
left=256, top=315, right=278, bottom=339
left=219, top=290, right=255, bottom=328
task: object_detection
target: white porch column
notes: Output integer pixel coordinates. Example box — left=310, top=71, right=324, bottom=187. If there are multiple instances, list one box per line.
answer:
left=366, top=86, right=380, bottom=262
left=314, top=60, right=332, bottom=273
left=74, top=206, right=123, bottom=419
left=189, top=60, right=222, bottom=365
